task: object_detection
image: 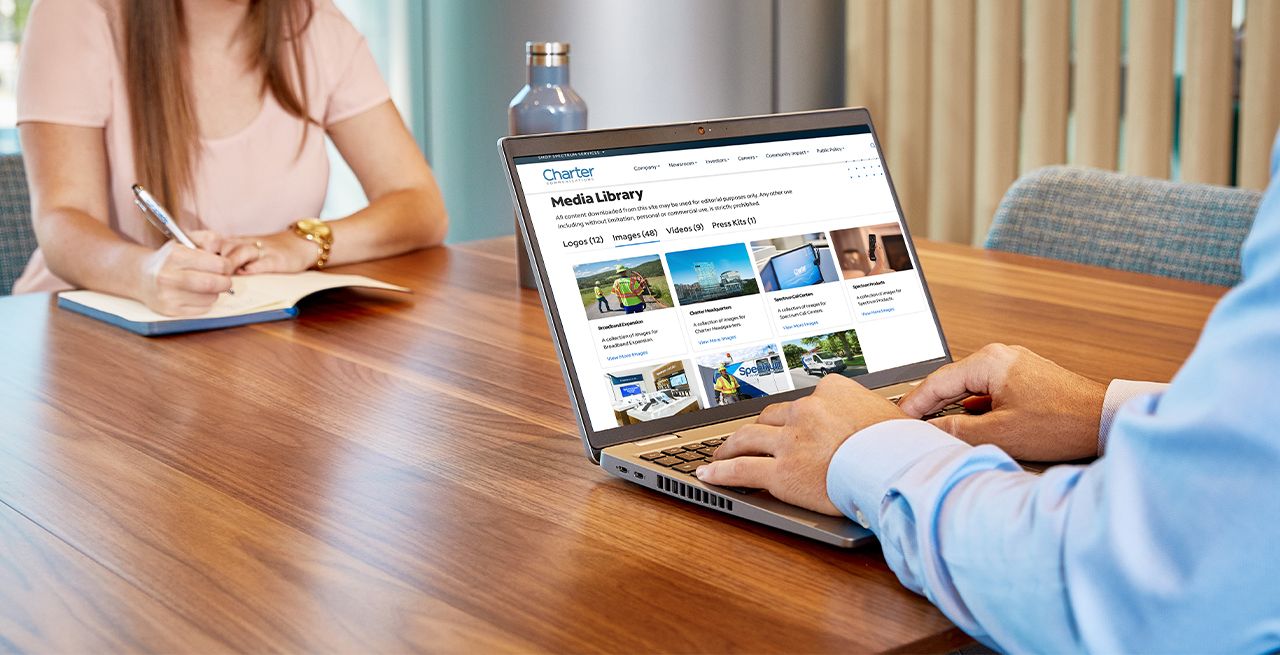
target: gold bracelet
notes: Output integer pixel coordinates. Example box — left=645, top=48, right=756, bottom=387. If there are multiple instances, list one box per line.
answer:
left=290, top=218, right=333, bottom=269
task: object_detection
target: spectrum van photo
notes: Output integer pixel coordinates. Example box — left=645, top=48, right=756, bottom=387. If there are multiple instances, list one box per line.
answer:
left=781, top=328, right=869, bottom=389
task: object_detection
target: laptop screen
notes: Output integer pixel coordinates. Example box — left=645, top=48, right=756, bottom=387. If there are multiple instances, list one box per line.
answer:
left=512, top=123, right=946, bottom=437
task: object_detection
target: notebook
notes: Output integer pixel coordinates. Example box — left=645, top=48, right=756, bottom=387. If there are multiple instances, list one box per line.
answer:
left=57, top=271, right=410, bottom=336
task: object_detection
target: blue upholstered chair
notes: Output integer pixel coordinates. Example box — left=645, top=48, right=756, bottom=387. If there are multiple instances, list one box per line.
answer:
left=985, top=166, right=1263, bottom=287
left=0, top=153, right=36, bottom=295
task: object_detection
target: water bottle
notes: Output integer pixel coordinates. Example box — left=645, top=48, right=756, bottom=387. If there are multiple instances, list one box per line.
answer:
left=509, top=41, right=588, bottom=289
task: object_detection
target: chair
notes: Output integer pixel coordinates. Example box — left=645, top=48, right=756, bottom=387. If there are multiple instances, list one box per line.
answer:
left=985, top=166, right=1263, bottom=287
left=0, top=153, right=35, bottom=295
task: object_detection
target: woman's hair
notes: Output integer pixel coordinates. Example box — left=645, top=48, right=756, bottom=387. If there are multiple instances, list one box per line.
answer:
left=124, top=0, right=315, bottom=228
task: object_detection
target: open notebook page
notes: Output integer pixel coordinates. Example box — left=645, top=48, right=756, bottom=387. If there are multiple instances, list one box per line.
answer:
left=58, top=272, right=409, bottom=324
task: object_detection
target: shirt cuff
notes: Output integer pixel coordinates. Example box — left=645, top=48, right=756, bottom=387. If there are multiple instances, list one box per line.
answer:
left=826, top=419, right=969, bottom=534
left=1098, top=380, right=1170, bottom=454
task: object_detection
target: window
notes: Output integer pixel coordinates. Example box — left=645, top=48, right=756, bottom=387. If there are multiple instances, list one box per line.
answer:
left=0, top=0, right=30, bottom=153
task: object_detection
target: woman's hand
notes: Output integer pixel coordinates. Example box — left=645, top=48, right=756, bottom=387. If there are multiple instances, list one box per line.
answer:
left=219, top=230, right=318, bottom=275
left=136, top=237, right=234, bottom=316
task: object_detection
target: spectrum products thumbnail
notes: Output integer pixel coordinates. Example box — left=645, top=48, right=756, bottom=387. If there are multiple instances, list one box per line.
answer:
left=829, top=222, right=915, bottom=279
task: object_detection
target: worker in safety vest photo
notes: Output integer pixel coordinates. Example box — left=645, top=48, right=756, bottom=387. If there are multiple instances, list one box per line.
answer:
left=612, top=265, right=647, bottom=314
left=593, top=282, right=612, bottom=313
left=713, top=365, right=741, bottom=405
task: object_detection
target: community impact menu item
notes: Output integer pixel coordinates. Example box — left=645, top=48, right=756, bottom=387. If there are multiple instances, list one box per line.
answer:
left=515, top=124, right=947, bottom=433
left=57, top=272, right=410, bottom=336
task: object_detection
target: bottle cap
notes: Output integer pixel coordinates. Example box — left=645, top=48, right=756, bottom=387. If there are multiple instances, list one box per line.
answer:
left=526, top=41, right=570, bottom=66
left=526, top=41, right=570, bottom=55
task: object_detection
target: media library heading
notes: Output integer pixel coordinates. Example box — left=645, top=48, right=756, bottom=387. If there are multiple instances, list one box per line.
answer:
left=551, top=189, right=645, bottom=207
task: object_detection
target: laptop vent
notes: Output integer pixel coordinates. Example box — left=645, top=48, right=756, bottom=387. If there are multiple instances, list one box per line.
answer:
left=655, top=474, right=733, bottom=511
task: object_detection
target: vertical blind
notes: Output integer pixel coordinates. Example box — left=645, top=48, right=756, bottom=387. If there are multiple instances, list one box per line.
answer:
left=845, top=0, right=1280, bottom=246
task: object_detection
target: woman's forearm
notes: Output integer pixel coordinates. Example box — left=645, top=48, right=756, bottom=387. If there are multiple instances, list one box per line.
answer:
left=37, top=206, right=149, bottom=298
left=321, top=101, right=450, bottom=267
left=324, top=185, right=448, bottom=267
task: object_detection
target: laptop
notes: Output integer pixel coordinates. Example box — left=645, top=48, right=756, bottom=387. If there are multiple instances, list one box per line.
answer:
left=498, top=107, right=955, bottom=547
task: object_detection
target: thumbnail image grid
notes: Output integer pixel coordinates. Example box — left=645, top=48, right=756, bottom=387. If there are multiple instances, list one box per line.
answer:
left=605, top=360, right=701, bottom=427
left=781, top=329, right=868, bottom=389
left=829, top=222, right=915, bottom=279
left=572, top=254, right=672, bottom=320
left=696, top=344, right=791, bottom=407
left=663, top=242, right=761, bottom=306
left=750, top=232, right=841, bottom=292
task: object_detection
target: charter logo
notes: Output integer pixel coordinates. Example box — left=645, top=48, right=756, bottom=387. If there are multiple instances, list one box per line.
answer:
left=542, top=165, right=595, bottom=185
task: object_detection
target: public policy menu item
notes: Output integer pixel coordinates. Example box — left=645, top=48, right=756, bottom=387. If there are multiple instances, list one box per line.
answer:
left=515, top=125, right=946, bottom=433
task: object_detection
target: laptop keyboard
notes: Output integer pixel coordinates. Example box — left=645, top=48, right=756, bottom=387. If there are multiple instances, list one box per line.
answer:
left=639, top=438, right=724, bottom=474
left=922, top=401, right=965, bottom=420
left=637, top=402, right=965, bottom=477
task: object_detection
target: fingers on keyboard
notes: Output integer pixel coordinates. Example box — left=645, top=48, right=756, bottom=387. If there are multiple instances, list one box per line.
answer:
left=640, top=439, right=724, bottom=474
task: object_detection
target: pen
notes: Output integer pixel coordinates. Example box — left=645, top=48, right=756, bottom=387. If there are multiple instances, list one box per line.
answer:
left=131, top=184, right=234, bottom=295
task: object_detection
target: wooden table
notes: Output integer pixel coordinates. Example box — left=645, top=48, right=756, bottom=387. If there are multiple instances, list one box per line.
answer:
left=0, top=237, right=1225, bottom=653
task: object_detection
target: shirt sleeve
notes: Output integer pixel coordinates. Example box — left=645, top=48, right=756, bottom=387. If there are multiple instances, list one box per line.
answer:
left=313, top=6, right=392, bottom=127
left=17, top=0, right=114, bottom=127
left=1097, top=380, right=1169, bottom=454
left=1272, top=128, right=1280, bottom=175
left=828, top=421, right=1094, bottom=650
left=825, top=130, right=1280, bottom=653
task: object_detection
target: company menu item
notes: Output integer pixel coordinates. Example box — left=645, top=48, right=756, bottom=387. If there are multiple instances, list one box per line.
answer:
left=515, top=126, right=946, bottom=433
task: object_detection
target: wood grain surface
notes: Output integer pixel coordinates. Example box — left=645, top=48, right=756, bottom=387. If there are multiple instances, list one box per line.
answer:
left=0, top=237, right=1225, bottom=653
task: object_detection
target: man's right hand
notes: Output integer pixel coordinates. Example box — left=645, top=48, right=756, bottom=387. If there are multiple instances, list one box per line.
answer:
left=898, top=343, right=1107, bottom=462
left=136, top=239, right=233, bottom=316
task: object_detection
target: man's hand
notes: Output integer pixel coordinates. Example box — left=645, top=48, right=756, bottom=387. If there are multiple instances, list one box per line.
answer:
left=695, top=375, right=907, bottom=515
left=898, top=343, right=1106, bottom=461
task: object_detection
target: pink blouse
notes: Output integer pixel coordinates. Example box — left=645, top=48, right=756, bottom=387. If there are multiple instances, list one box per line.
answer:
left=13, top=0, right=390, bottom=294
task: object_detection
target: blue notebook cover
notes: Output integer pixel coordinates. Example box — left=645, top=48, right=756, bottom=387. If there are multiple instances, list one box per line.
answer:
left=57, top=295, right=298, bottom=336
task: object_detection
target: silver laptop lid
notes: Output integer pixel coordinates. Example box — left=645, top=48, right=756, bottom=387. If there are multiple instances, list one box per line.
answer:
left=498, top=108, right=952, bottom=453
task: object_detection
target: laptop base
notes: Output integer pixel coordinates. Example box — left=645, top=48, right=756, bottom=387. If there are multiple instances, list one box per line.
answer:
left=601, top=437, right=874, bottom=548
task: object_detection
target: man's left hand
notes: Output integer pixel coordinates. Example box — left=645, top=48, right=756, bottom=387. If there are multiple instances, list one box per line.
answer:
left=696, top=374, right=907, bottom=515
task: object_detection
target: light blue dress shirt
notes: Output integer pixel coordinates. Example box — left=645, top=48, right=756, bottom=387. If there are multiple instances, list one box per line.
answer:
left=827, top=133, right=1280, bottom=653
